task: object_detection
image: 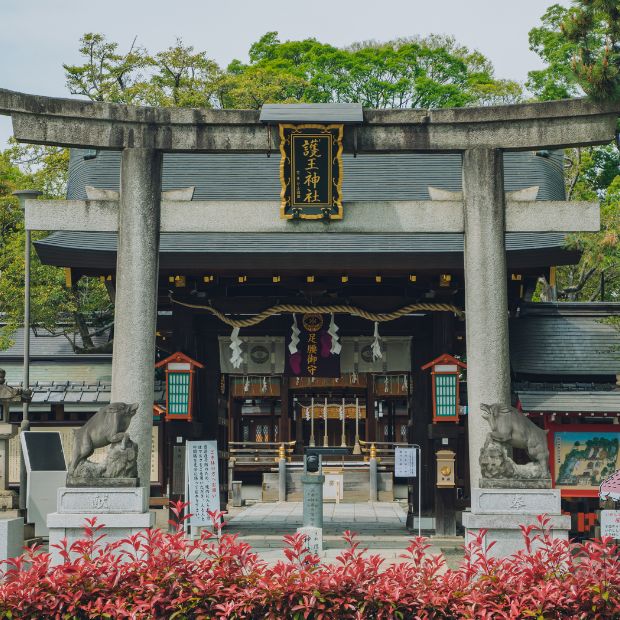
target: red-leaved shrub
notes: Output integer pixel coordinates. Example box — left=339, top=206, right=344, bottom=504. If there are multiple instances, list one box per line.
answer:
left=0, top=503, right=618, bottom=618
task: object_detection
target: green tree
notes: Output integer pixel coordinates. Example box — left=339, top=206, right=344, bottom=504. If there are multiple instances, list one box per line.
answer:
left=220, top=32, right=522, bottom=109
left=528, top=4, right=620, bottom=302
left=63, top=33, right=149, bottom=104
left=0, top=147, right=111, bottom=351
left=561, top=0, right=620, bottom=102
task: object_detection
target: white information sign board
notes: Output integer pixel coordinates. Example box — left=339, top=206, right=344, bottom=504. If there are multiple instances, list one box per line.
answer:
left=600, top=510, right=620, bottom=539
left=185, top=440, right=220, bottom=527
left=395, top=446, right=417, bottom=478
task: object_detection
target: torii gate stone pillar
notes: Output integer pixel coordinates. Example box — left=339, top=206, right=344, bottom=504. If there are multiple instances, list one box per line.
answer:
left=111, top=148, right=162, bottom=486
left=462, top=148, right=511, bottom=484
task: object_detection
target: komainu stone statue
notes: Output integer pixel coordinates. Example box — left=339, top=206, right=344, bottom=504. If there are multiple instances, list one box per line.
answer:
left=479, top=402, right=551, bottom=488
left=68, top=402, right=139, bottom=487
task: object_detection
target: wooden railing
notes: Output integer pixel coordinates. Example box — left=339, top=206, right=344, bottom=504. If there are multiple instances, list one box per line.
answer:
left=359, top=440, right=409, bottom=463
left=228, top=441, right=296, bottom=466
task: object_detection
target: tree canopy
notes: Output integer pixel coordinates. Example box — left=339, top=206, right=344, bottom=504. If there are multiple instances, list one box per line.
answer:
left=527, top=2, right=620, bottom=303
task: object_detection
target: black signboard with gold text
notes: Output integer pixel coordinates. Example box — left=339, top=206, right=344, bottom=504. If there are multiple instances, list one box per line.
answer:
left=279, top=124, right=343, bottom=220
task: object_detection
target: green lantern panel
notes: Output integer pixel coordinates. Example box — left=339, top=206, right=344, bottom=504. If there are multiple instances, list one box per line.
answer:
left=434, top=373, right=457, bottom=419
left=168, top=372, right=190, bottom=417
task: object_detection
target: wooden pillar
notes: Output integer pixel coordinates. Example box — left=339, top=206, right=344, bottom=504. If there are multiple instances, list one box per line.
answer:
left=294, top=391, right=304, bottom=454
left=366, top=374, right=376, bottom=442
left=410, top=315, right=433, bottom=519
left=432, top=311, right=458, bottom=537
left=270, top=400, right=276, bottom=443
left=279, top=377, right=290, bottom=442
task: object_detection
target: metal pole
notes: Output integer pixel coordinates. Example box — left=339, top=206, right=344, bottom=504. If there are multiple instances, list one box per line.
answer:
left=340, top=397, right=346, bottom=447
left=418, top=444, right=422, bottom=538
left=309, top=397, right=315, bottom=447
left=13, top=190, right=41, bottom=513
left=353, top=396, right=361, bottom=454
left=323, top=397, right=328, bottom=447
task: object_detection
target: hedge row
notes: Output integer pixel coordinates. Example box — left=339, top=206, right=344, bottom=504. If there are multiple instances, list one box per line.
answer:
left=0, top=504, right=618, bottom=619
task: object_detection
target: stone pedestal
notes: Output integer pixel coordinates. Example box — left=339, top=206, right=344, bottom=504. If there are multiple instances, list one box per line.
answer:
left=0, top=424, right=17, bottom=509
left=463, top=488, right=570, bottom=558
left=298, top=472, right=324, bottom=555
left=369, top=458, right=378, bottom=502
left=47, top=487, right=154, bottom=564
left=0, top=517, right=23, bottom=564
left=297, top=525, right=323, bottom=555
left=278, top=459, right=287, bottom=502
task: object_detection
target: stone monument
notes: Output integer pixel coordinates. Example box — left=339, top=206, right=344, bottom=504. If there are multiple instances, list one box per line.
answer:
left=47, top=402, right=153, bottom=564
left=462, top=402, right=570, bottom=557
left=0, top=369, right=31, bottom=509
left=297, top=453, right=324, bottom=556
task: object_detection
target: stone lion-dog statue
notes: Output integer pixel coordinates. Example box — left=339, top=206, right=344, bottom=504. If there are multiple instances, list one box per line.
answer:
left=480, top=402, right=550, bottom=477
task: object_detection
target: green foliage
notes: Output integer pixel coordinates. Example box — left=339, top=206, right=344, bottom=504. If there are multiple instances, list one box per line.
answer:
left=527, top=5, right=584, bottom=100
left=561, top=0, right=620, bottom=102
left=63, top=33, right=150, bottom=104
left=220, top=32, right=522, bottom=109
left=0, top=146, right=110, bottom=351
left=528, top=1, right=620, bottom=102
left=528, top=4, right=620, bottom=303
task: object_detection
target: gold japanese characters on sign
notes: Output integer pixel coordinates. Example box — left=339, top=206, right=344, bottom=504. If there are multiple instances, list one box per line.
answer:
left=279, top=124, right=344, bottom=220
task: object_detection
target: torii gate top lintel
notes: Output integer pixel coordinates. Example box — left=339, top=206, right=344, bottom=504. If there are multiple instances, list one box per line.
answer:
left=0, top=87, right=618, bottom=153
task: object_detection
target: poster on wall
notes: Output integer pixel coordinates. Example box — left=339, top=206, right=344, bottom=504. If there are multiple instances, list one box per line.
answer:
left=285, top=313, right=340, bottom=378
left=185, top=440, right=220, bottom=526
left=548, top=424, right=620, bottom=497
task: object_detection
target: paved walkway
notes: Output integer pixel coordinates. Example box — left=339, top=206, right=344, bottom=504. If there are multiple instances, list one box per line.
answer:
left=225, top=502, right=464, bottom=566
left=227, top=501, right=407, bottom=532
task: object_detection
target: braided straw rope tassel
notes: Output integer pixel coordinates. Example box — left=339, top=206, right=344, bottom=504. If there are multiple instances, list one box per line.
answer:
left=169, top=295, right=464, bottom=328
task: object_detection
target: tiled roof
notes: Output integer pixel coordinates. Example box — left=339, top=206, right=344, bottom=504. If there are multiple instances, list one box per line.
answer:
left=7, top=380, right=165, bottom=405
left=517, top=389, right=620, bottom=413
left=510, top=311, right=620, bottom=377
left=0, top=327, right=111, bottom=360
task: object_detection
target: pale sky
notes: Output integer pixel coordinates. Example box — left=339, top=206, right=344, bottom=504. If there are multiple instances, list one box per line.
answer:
left=0, top=0, right=570, bottom=148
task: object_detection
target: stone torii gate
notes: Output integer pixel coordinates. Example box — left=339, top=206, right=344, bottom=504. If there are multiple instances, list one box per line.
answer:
left=0, top=89, right=618, bottom=493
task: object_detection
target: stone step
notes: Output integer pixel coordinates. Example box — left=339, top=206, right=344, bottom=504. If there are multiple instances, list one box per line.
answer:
left=226, top=532, right=464, bottom=551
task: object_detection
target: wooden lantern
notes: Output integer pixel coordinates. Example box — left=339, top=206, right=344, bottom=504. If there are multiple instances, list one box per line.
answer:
left=155, top=352, right=204, bottom=421
left=421, top=353, right=466, bottom=423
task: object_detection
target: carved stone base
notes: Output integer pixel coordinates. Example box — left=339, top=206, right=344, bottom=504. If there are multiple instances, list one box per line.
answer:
left=48, top=511, right=154, bottom=564
left=464, top=488, right=569, bottom=558
left=0, top=490, right=17, bottom=511
left=479, top=478, right=552, bottom=489
left=66, top=476, right=138, bottom=488
left=471, top=488, right=561, bottom=514
left=463, top=512, right=571, bottom=558
left=57, top=487, right=148, bottom=513
left=47, top=486, right=153, bottom=565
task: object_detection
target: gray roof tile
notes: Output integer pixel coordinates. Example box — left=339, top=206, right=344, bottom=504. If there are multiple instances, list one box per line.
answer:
left=517, top=390, right=620, bottom=413
left=510, top=315, right=620, bottom=376
left=260, top=103, right=363, bottom=123
left=0, top=328, right=111, bottom=360
left=67, top=149, right=565, bottom=202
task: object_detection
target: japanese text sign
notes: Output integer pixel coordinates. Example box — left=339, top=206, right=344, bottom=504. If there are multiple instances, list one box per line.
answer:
left=395, top=446, right=418, bottom=478
left=185, top=440, right=220, bottom=527
left=279, top=124, right=343, bottom=220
